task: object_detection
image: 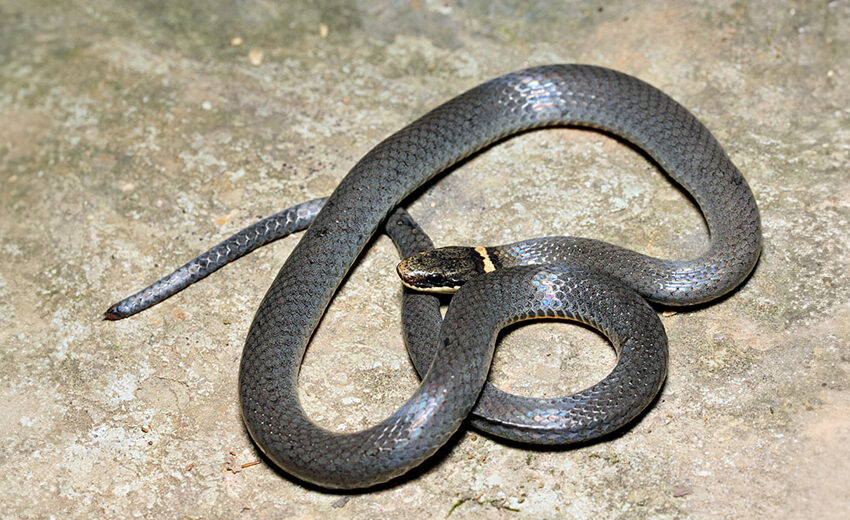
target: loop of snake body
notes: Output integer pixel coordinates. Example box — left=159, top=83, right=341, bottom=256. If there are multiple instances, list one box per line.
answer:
left=106, top=64, right=761, bottom=489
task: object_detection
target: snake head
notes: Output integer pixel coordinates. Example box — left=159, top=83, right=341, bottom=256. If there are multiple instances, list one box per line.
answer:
left=397, top=246, right=497, bottom=293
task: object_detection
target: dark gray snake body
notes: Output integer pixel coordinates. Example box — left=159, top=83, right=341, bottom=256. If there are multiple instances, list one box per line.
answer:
left=106, top=65, right=761, bottom=489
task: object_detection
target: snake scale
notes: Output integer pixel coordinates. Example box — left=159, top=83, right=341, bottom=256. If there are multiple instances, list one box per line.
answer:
left=106, top=65, right=761, bottom=489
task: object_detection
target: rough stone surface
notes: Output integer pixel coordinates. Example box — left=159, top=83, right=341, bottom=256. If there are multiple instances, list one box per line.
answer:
left=1, top=1, right=847, bottom=518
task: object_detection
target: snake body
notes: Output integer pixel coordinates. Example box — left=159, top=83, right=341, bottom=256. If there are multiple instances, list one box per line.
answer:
left=107, top=65, right=761, bottom=489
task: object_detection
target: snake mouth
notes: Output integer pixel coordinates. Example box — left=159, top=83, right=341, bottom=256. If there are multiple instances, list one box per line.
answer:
left=398, top=274, right=462, bottom=294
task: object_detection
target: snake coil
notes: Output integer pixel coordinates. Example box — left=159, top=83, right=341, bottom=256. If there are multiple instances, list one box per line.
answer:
left=108, top=65, right=761, bottom=489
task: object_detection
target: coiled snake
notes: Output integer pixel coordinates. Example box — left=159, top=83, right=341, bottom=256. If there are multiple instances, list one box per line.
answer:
left=106, top=65, right=761, bottom=489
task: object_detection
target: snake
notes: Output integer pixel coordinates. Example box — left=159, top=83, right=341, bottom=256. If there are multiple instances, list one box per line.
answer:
left=105, top=64, right=761, bottom=489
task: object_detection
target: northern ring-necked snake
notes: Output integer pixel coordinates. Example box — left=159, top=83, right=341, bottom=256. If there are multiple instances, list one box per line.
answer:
left=106, top=64, right=761, bottom=489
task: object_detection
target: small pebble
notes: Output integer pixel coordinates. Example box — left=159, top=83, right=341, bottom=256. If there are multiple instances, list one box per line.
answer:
left=332, top=496, right=350, bottom=508
left=249, top=49, right=263, bottom=66
left=673, top=484, right=693, bottom=497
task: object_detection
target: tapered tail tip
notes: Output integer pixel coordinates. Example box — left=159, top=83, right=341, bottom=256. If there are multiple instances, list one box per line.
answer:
left=103, top=304, right=124, bottom=320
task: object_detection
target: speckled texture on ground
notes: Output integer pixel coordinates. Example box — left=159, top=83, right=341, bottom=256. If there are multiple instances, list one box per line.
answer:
left=0, top=1, right=847, bottom=518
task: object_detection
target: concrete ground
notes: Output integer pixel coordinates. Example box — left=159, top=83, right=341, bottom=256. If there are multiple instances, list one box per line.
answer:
left=1, top=1, right=848, bottom=518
